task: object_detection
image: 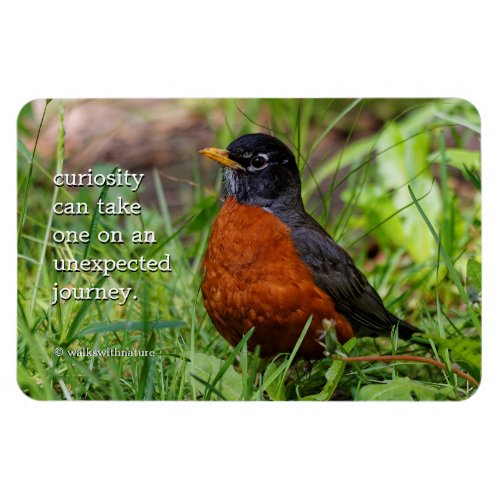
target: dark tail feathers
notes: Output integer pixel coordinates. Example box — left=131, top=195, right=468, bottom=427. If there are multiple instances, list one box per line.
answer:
left=390, top=313, right=422, bottom=339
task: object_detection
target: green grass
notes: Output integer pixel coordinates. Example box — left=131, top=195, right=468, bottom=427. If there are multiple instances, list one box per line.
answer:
left=17, top=98, right=481, bottom=400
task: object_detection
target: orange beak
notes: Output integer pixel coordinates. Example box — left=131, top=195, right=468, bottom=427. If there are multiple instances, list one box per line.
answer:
left=198, top=148, right=244, bottom=171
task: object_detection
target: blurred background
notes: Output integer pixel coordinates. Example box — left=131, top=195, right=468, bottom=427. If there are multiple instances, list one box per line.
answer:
left=20, top=97, right=479, bottom=219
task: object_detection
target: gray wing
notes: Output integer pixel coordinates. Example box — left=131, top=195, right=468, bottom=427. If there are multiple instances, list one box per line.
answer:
left=290, top=216, right=396, bottom=335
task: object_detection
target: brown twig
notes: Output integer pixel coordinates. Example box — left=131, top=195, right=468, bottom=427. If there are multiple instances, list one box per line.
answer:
left=338, top=354, right=479, bottom=387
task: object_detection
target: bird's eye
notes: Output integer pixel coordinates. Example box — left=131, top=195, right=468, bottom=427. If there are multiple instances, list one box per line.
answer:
left=250, top=154, right=268, bottom=169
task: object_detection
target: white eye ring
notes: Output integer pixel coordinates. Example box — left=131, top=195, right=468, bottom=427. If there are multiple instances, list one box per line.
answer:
left=248, top=153, right=269, bottom=171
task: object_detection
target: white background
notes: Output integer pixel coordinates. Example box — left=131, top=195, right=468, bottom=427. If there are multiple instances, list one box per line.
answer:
left=1, top=1, right=498, bottom=499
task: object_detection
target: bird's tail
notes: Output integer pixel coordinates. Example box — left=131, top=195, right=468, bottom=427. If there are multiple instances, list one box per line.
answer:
left=390, top=313, right=422, bottom=340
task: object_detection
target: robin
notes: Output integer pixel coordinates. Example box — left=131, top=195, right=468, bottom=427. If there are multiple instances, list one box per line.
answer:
left=199, top=133, right=420, bottom=358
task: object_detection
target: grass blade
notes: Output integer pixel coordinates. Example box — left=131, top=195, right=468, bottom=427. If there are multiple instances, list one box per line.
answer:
left=408, top=185, right=481, bottom=333
left=204, top=328, right=254, bottom=400
left=17, top=99, right=51, bottom=245
left=74, top=319, right=185, bottom=339
left=29, top=105, right=64, bottom=316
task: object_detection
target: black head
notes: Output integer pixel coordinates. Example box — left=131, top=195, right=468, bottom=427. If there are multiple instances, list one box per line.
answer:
left=199, top=133, right=303, bottom=211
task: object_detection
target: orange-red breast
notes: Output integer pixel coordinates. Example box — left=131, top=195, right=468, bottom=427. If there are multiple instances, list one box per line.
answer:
left=199, top=133, right=419, bottom=358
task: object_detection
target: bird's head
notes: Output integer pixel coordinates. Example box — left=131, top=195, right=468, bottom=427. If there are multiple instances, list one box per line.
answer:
left=199, top=133, right=303, bottom=211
